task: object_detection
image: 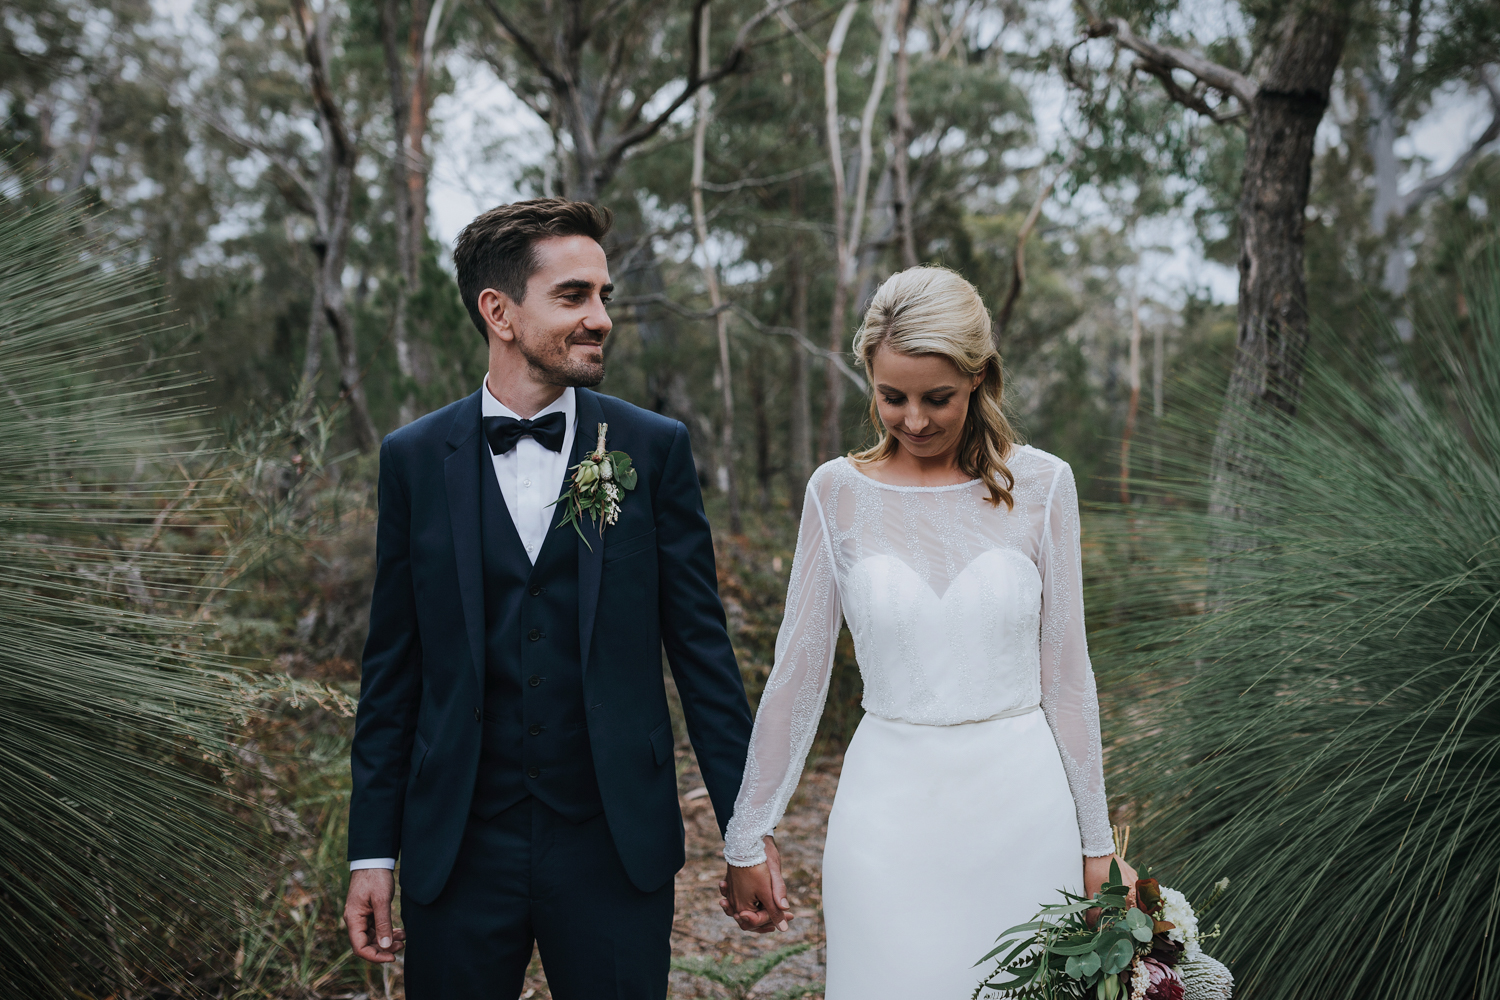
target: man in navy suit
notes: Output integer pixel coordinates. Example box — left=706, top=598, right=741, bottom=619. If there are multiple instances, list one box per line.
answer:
left=342, top=199, right=783, bottom=998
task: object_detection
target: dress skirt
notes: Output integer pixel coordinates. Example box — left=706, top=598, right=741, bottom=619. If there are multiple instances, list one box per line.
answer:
left=821, top=707, right=1084, bottom=999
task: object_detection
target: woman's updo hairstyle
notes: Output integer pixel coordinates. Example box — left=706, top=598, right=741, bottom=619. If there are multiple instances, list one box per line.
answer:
left=849, top=266, right=1017, bottom=509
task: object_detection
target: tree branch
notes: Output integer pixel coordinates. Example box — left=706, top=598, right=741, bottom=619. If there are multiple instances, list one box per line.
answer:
left=1077, top=3, right=1258, bottom=107
left=701, top=161, right=825, bottom=191
left=601, top=0, right=804, bottom=171
left=995, top=145, right=1080, bottom=339
left=731, top=304, right=868, bottom=392
left=290, top=0, right=354, bottom=165
left=476, top=0, right=571, bottom=94
left=1396, top=66, right=1500, bottom=216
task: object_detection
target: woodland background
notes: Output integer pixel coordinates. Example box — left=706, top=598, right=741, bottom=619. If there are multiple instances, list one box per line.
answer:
left=3, top=0, right=1500, bottom=996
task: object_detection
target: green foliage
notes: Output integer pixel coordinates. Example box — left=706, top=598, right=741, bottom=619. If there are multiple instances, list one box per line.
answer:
left=1092, top=252, right=1500, bottom=999
left=0, top=190, right=267, bottom=994
left=974, top=861, right=1139, bottom=1000
left=671, top=941, right=822, bottom=999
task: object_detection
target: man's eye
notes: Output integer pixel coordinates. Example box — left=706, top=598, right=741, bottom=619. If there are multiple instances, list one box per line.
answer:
left=600, top=295, right=612, bottom=305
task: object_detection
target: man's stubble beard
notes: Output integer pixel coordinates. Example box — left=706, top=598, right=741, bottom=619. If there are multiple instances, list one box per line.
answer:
left=516, top=326, right=606, bottom=388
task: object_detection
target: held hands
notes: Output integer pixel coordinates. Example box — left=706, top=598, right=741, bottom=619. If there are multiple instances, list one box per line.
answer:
left=719, top=835, right=794, bottom=933
left=344, top=868, right=406, bottom=963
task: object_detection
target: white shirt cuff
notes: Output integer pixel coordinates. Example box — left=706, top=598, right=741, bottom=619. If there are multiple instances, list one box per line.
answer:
left=349, top=858, right=397, bottom=871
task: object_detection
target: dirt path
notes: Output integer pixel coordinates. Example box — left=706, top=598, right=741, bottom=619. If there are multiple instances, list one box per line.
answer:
left=509, top=749, right=839, bottom=1000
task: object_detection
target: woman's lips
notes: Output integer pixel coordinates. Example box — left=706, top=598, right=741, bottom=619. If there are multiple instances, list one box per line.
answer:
left=901, top=430, right=937, bottom=444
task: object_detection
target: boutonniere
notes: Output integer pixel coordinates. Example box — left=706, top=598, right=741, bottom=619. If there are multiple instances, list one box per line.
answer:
left=554, top=422, right=637, bottom=548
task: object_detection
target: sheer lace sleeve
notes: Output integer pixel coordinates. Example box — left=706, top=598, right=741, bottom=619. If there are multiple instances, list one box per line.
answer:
left=1037, top=461, right=1114, bottom=857
left=722, top=475, right=842, bottom=867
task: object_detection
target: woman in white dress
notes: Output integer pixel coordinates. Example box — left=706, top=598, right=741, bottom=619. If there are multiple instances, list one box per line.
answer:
left=720, top=267, right=1136, bottom=998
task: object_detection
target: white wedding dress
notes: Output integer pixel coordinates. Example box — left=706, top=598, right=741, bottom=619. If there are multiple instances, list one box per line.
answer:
left=723, top=448, right=1114, bottom=999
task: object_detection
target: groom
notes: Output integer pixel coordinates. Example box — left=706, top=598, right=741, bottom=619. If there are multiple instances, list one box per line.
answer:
left=343, top=198, right=778, bottom=998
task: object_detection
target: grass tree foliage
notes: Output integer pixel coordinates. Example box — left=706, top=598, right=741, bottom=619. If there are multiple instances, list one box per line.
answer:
left=0, top=195, right=265, bottom=995
left=1094, top=256, right=1500, bottom=999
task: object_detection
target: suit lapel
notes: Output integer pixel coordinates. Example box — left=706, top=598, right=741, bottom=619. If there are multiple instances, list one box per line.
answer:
left=443, top=390, right=488, bottom=692
left=574, top=389, right=606, bottom=676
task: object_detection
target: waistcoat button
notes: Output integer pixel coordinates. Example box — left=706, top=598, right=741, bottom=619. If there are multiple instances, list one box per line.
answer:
left=474, top=707, right=481, bottom=722
left=529, top=585, right=543, bottom=597
left=527, top=766, right=540, bottom=779
left=529, top=724, right=541, bottom=736
left=529, top=675, right=542, bottom=687
left=528, top=628, right=542, bottom=641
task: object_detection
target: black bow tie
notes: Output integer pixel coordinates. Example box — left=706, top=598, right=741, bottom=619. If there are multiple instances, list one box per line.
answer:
left=484, top=411, right=567, bottom=454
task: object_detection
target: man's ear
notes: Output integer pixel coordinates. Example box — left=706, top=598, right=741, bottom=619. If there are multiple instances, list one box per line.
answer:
left=477, top=288, right=517, bottom=343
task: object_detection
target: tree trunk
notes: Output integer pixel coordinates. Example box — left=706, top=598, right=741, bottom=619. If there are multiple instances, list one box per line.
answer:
left=1208, top=3, right=1351, bottom=528
left=379, top=0, right=418, bottom=426
left=788, top=221, right=813, bottom=512
left=820, top=0, right=891, bottom=461
left=818, top=2, right=858, bottom=462
left=1120, top=288, right=1141, bottom=504
left=293, top=0, right=379, bottom=452
left=891, top=0, right=917, bottom=270
left=749, top=344, right=772, bottom=511
left=691, top=10, right=740, bottom=531
left=322, top=147, right=381, bottom=452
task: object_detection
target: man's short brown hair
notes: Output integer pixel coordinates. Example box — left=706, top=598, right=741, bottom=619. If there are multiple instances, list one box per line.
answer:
left=452, top=198, right=614, bottom=341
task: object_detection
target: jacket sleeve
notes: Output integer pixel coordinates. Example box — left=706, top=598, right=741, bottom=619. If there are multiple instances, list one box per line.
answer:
left=653, top=422, right=755, bottom=836
left=348, top=437, right=424, bottom=862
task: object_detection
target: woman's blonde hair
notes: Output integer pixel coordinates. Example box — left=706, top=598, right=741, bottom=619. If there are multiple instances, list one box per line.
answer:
left=849, top=266, right=1017, bottom=508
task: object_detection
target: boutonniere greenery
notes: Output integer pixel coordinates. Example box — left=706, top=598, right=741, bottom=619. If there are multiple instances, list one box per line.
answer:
left=554, top=422, right=637, bottom=548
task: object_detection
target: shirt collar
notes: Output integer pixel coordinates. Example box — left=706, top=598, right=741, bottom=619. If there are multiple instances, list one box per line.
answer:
left=481, top=377, right=575, bottom=429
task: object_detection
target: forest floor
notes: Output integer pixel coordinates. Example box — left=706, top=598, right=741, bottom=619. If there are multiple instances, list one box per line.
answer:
left=362, top=744, right=840, bottom=1000
left=516, top=748, right=839, bottom=1000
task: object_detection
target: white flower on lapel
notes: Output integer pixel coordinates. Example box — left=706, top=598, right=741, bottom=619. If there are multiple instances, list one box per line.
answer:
left=552, top=422, right=637, bottom=549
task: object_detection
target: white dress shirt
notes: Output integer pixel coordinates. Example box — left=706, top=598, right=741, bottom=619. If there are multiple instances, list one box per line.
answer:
left=349, top=381, right=578, bottom=873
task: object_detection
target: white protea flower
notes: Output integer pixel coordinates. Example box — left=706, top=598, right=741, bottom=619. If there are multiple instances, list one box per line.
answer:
left=1128, top=957, right=1150, bottom=1000
left=1179, top=954, right=1234, bottom=1000
left=1159, top=886, right=1201, bottom=958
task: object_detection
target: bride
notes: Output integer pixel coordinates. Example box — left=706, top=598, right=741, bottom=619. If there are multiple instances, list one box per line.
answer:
left=720, top=267, right=1136, bottom=997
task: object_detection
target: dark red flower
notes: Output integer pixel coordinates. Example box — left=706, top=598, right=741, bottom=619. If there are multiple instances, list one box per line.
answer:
left=1148, top=935, right=1184, bottom=968
left=1135, top=878, right=1164, bottom=915
left=1138, top=957, right=1185, bottom=1000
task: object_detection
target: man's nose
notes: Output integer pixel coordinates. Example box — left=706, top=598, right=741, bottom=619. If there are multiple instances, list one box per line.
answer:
left=583, top=295, right=612, bottom=334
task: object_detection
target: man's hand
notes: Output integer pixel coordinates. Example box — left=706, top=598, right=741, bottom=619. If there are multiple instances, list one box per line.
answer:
left=345, top=868, right=406, bottom=963
left=719, top=835, right=793, bottom=933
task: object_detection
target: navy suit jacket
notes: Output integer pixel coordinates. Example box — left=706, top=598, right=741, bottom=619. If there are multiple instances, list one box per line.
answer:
left=348, top=387, right=754, bottom=904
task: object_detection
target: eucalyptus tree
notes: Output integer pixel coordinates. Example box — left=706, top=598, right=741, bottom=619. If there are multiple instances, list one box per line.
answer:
left=378, top=0, right=453, bottom=425
left=1353, top=0, right=1499, bottom=312
left=193, top=0, right=383, bottom=450
left=1071, top=0, right=1354, bottom=530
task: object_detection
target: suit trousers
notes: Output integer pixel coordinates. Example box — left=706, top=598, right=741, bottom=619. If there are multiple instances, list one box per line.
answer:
left=401, top=796, right=675, bottom=1000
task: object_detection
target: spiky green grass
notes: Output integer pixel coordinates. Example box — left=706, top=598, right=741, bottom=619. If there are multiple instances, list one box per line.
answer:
left=0, top=195, right=264, bottom=995
left=1092, top=259, right=1500, bottom=1000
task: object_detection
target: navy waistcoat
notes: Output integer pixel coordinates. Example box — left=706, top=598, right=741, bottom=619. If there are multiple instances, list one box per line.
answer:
left=473, top=454, right=602, bottom=821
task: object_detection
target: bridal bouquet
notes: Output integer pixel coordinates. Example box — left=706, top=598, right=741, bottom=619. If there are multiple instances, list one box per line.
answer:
left=974, top=837, right=1232, bottom=1000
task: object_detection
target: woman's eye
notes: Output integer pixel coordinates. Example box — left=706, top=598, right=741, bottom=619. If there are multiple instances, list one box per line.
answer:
left=926, top=396, right=953, bottom=407
left=881, top=396, right=904, bottom=406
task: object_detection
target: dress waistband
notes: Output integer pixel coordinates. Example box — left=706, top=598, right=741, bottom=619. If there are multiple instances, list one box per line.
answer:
left=967, top=703, right=1041, bottom=724
left=867, top=703, right=1041, bottom=728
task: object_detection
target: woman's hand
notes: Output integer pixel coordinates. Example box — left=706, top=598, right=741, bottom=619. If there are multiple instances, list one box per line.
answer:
left=719, top=835, right=793, bottom=933
left=1083, top=854, right=1139, bottom=925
